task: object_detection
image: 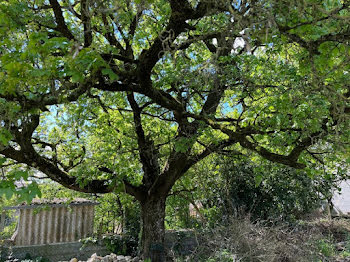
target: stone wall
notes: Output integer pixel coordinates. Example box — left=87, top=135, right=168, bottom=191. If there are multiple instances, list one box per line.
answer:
left=1, top=241, right=110, bottom=261
left=0, top=230, right=198, bottom=261
left=165, top=230, right=198, bottom=257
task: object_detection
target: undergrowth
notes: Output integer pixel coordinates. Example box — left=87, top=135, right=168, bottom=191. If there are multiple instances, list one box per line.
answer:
left=175, top=216, right=350, bottom=262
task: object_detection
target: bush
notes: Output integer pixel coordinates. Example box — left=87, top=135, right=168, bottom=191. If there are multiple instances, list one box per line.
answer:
left=102, top=234, right=138, bottom=256
left=201, top=157, right=335, bottom=222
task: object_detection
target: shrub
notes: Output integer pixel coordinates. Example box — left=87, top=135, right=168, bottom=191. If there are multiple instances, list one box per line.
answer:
left=201, top=157, right=335, bottom=222
left=102, top=234, right=138, bottom=256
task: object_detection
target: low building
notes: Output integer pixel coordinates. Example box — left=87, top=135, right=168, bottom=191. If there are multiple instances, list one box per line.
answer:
left=0, top=198, right=110, bottom=261
left=3, top=198, right=98, bottom=246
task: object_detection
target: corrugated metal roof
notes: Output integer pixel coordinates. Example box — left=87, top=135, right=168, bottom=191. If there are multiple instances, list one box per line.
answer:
left=3, top=198, right=99, bottom=210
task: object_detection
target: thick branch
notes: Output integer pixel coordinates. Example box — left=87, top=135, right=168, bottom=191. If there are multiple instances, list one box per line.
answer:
left=101, top=14, right=126, bottom=53
left=0, top=146, right=112, bottom=194
left=98, top=167, right=145, bottom=200
left=186, top=114, right=309, bottom=168
left=127, top=93, right=160, bottom=189
left=81, top=0, right=92, bottom=46
left=138, top=1, right=196, bottom=75
left=0, top=113, right=113, bottom=194
left=49, top=0, right=75, bottom=40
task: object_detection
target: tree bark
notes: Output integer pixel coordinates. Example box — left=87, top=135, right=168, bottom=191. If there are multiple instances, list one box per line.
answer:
left=140, top=195, right=166, bottom=262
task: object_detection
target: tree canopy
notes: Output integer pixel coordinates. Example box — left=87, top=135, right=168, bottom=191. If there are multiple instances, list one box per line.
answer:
left=0, top=0, right=350, bottom=260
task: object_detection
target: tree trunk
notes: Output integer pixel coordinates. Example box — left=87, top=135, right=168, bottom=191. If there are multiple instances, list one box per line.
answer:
left=140, top=196, right=166, bottom=262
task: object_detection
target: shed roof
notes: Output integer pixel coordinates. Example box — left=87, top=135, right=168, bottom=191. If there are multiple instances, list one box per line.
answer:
left=3, top=198, right=99, bottom=210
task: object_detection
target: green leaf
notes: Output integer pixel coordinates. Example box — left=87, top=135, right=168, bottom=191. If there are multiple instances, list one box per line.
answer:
left=255, top=175, right=263, bottom=187
left=0, top=129, right=13, bottom=146
left=12, top=170, right=29, bottom=180
left=114, top=181, right=125, bottom=194
left=0, top=187, right=14, bottom=200
left=101, top=68, right=118, bottom=81
left=0, top=157, right=6, bottom=166
left=71, top=72, right=84, bottom=83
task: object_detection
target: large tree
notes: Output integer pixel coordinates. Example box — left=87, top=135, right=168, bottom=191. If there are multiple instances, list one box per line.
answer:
left=0, top=0, right=350, bottom=260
